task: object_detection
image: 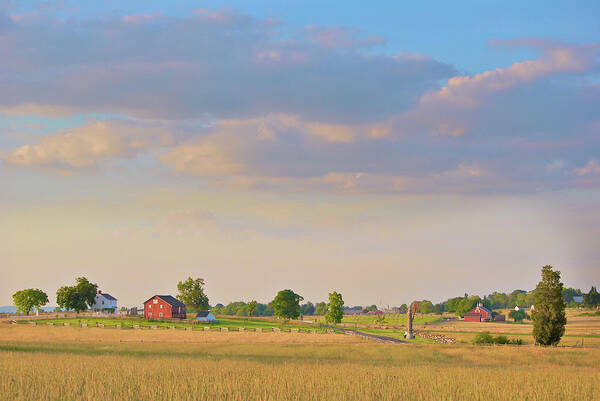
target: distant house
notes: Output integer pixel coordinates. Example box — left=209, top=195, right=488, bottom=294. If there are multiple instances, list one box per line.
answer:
left=144, top=295, right=186, bottom=319
left=493, top=314, right=506, bottom=322
left=573, top=296, right=584, bottom=303
left=464, top=303, right=492, bottom=322
left=92, top=291, right=118, bottom=313
left=195, top=311, right=216, bottom=322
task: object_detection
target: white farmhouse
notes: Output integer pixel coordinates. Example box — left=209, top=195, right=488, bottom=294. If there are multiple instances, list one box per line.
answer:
left=92, top=291, right=118, bottom=313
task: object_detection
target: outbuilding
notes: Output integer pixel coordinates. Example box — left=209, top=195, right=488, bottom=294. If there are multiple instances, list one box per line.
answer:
left=195, top=311, right=216, bottom=322
left=464, top=303, right=492, bottom=322
left=144, top=295, right=186, bottom=320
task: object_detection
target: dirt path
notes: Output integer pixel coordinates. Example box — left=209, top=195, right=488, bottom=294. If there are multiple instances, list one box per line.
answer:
left=324, top=325, right=408, bottom=343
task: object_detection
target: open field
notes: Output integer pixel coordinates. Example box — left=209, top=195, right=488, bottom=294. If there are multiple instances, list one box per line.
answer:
left=19, top=315, right=324, bottom=332
left=11, top=309, right=600, bottom=346
left=341, top=314, right=443, bottom=326
left=1, top=324, right=599, bottom=401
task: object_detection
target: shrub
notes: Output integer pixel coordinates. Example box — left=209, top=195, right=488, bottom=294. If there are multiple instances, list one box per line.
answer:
left=494, top=335, right=509, bottom=344
left=472, top=332, right=522, bottom=345
left=473, top=332, right=494, bottom=344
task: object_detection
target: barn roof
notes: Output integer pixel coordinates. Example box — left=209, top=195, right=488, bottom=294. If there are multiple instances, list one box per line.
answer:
left=478, top=305, right=492, bottom=315
left=468, top=305, right=492, bottom=315
left=144, top=295, right=186, bottom=308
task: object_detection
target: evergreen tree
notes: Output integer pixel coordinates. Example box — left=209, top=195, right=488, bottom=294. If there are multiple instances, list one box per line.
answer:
left=532, top=265, right=566, bottom=346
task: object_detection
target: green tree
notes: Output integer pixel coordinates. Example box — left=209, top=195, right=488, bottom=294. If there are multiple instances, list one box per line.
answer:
left=399, top=304, right=408, bottom=314
left=532, top=265, right=566, bottom=346
left=325, top=291, right=344, bottom=324
left=177, top=277, right=209, bottom=312
left=456, top=296, right=481, bottom=317
left=315, top=302, right=327, bottom=316
left=583, top=287, right=599, bottom=308
left=235, top=304, right=247, bottom=316
left=12, top=289, right=48, bottom=315
left=365, top=304, right=378, bottom=312
left=247, top=300, right=258, bottom=316
left=272, top=289, right=303, bottom=320
left=211, top=303, right=224, bottom=315
left=301, top=301, right=315, bottom=315
left=508, top=308, right=530, bottom=322
left=56, top=277, right=98, bottom=313
left=508, top=290, right=527, bottom=308
left=562, top=288, right=583, bottom=304
left=418, top=300, right=434, bottom=314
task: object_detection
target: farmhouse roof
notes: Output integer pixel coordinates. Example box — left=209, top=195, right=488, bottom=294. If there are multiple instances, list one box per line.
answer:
left=144, top=295, right=186, bottom=308
left=99, top=292, right=117, bottom=301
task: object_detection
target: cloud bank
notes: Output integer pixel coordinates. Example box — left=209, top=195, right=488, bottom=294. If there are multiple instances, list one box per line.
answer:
left=1, top=10, right=599, bottom=195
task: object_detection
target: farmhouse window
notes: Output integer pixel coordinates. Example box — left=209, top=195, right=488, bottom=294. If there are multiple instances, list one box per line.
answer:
left=160, top=304, right=163, bottom=309
left=153, top=299, right=158, bottom=304
left=159, top=312, right=163, bottom=318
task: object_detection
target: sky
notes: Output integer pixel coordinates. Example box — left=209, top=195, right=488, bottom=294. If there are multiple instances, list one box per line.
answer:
left=1, top=0, right=599, bottom=308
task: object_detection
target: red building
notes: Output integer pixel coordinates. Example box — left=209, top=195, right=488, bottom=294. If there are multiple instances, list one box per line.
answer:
left=144, top=295, right=187, bottom=319
left=464, top=303, right=492, bottom=322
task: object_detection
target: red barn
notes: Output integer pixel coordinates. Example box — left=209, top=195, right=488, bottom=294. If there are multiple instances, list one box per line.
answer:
left=464, top=303, right=492, bottom=322
left=144, top=295, right=187, bottom=320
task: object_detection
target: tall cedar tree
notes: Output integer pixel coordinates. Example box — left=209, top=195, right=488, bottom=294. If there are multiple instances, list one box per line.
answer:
left=177, top=277, right=209, bottom=312
left=532, top=265, right=566, bottom=346
left=325, top=291, right=344, bottom=324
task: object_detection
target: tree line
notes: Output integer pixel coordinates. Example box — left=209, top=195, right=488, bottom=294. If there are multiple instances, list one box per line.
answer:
left=12, top=277, right=98, bottom=315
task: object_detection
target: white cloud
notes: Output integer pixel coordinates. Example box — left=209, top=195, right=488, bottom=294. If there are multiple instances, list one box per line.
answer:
left=572, top=160, right=600, bottom=176
left=159, top=141, right=244, bottom=177
left=392, top=41, right=599, bottom=136
left=4, top=120, right=172, bottom=170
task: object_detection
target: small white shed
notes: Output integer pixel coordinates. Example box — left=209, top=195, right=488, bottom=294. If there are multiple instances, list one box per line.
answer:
left=195, top=311, right=216, bottom=322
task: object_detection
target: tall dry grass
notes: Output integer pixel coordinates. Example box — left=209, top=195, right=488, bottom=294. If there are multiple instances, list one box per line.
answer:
left=0, top=325, right=598, bottom=400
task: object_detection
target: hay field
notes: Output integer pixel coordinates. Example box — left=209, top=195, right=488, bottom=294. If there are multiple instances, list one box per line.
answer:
left=1, top=325, right=599, bottom=401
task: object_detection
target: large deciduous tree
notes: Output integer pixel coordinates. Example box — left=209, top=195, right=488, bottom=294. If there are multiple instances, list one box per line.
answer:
left=418, top=300, right=434, bottom=314
left=12, top=289, right=48, bottom=315
left=272, top=289, right=303, bottom=320
left=532, top=265, right=566, bottom=346
left=177, top=277, right=209, bottom=312
left=508, top=308, right=530, bottom=322
left=325, top=291, right=344, bottom=324
left=56, top=277, right=98, bottom=313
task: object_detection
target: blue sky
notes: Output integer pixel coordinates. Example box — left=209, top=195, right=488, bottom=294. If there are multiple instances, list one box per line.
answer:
left=1, top=0, right=599, bottom=307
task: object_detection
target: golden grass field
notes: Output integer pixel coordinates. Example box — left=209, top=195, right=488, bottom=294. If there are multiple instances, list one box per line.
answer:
left=1, top=322, right=599, bottom=401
